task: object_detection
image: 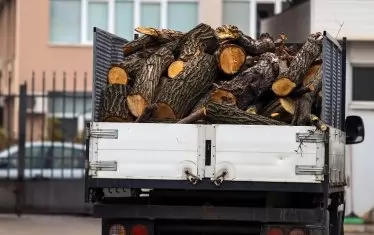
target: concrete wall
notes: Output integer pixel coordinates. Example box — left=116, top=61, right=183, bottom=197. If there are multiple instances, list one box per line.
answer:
left=260, top=1, right=310, bottom=42
left=311, top=0, right=374, bottom=41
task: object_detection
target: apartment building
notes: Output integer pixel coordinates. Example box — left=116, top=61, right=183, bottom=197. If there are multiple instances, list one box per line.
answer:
left=261, top=0, right=374, bottom=222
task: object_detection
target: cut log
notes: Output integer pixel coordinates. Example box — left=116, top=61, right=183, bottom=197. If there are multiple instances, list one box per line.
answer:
left=126, top=41, right=177, bottom=117
left=272, top=32, right=323, bottom=97
left=99, top=84, right=133, bottom=122
left=107, top=65, right=129, bottom=85
left=292, top=63, right=322, bottom=126
left=203, top=102, right=287, bottom=125
left=168, top=60, right=184, bottom=79
left=216, top=52, right=280, bottom=110
left=123, top=27, right=183, bottom=56
left=191, top=87, right=236, bottom=113
left=177, top=23, right=219, bottom=61
left=216, top=43, right=246, bottom=75
left=135, top=104, right=159, bottom=123
left=215, top=25, right=275, bottom=55
left=153, top=53, right=217, bottom=119
left=177, top=109, right=205, bottom=124
left=260, top=98, right=295, bottom=123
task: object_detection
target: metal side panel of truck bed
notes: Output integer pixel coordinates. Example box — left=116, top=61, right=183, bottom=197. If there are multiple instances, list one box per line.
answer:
left=87, top=122, right=345, bottom=184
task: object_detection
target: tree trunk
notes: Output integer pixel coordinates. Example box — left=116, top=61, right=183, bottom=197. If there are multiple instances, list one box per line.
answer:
left=99, top=84, right=133, bottom=122
left=191, top=87, right=237, bottom=113
left=126, top=41, right=177, bottom=117
left=153, top=53, right=217, bottom=119
left=123, top=27, right=183, bottom=56
left=216, top=43, right=246, bottom=75
left=215, top=25, right=275, bottom=55
left=260, top=98, right=295, bottom=123
left=204, top=102, right=287, bottom=125
left=272, top=32, right=323, bottom=97
left=216, top=52, right=280, bottom=110
left=292, top=63, right=322, bottom=125
left=177, top=23, right=218, bottom=61
left=107, top=65, right=129, bottom=85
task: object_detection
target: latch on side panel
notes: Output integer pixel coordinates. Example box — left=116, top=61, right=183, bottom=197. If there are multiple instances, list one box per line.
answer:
left=90, top=161, right=117, bottom=171
left=295, top=165, right=326, bottom=175
left=89, top=129, right=118, bottom=139
left=296, top=131, right=326, bottom=143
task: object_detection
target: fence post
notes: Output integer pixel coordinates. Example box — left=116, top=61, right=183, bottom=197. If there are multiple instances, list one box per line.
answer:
left=15, top=82, right=27, bottom=216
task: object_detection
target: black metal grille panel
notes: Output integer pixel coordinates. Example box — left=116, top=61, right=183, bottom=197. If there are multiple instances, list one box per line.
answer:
left=92, top=27, right=128, bottom=121
left=322, top=31, right=344, bottom=129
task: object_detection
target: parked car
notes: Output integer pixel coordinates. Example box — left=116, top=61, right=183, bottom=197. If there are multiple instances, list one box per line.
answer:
left=0, top=141, right=85, bottom=179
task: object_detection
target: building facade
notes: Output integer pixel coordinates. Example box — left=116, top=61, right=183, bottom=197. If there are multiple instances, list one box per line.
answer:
left=261, top=0, right=374, bottom=222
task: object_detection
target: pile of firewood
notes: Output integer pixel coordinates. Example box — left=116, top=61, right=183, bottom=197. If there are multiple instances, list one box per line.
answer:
left=99, top=23, right=326, bottom=130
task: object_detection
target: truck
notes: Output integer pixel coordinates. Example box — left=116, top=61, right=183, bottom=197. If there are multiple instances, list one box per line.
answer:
left=84, top=26, right=365, bottom=235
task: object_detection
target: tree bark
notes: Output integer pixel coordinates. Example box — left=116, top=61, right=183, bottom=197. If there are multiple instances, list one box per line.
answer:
left=153, top=53, right=217, bottom=119
left=123, top=27, right=183, bottom=56
left=99, top=84, right=133, bottom=122
left=215, top=25, right=275, bottom=55
left=126, top=41, right=177, bottom=117
left=292, top=63, right=322, bottom=126
left=272, top=32, right=323, bottom=97
left=177, top=109, right=205, bottom=124
left=216, top=43, right=246, bottom=75
left=177, top=23, right=218, bottom=61
left=216, top=52, right=280, bottom=110
left=204, top=102, right=287, bottom=125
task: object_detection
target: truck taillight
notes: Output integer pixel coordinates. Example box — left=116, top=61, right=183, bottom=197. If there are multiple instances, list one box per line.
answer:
left=109, top=224, right=126, bottom=235
left=130, top=224, right=149, bottom=235
left=267, top=227, right=284, bottom=235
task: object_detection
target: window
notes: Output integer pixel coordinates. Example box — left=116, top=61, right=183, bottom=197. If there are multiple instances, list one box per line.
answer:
left=49, top=0, right=199, bottom=44
left=352, top=66, right=374, bottom=102
left=222, top=0, right=287, bottom=38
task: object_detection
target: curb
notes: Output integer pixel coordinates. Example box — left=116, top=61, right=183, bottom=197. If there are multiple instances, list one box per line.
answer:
left=344, top=224, right=374, bottom=233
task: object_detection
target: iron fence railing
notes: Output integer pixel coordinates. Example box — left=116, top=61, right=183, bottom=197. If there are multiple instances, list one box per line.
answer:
left=0, top=71, right=91, bottom=180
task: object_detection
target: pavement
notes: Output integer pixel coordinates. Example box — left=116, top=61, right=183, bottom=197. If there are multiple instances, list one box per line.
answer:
left=1, top=213, right=374, bottom=235
left=0, top=214, right=101, bottom=235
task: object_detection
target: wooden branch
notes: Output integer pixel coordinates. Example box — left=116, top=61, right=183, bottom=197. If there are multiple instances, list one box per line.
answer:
left=177, top=109, right=205, bottom=124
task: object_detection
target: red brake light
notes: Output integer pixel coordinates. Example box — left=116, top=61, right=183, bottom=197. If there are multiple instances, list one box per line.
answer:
left=130, top=224, right=149, bottom=235
left=267, top=227, right=284, bottom=235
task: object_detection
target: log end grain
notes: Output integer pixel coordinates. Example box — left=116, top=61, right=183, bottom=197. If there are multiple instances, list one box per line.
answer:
left=272, top=77, right=296, bottom=96
left=152, top=103, right=177, bottom=120
left=211, top=88, right=237, bottom=105
left=217, top=44, right=246, bottom=75
left=126, top=94, right=149, bottom=117
left=107, top=66, right=128, bottom=85
left=168, top=60, right=184, bottom=79
left=279, top=98, right=295, bottom=115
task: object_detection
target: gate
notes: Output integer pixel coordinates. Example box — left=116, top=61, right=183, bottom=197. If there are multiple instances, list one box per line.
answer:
left=0, top=71, right=92, bottom=215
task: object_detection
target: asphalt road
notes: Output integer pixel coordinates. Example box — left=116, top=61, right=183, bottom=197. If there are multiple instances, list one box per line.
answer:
left=0, top=214, right=373, bottom=235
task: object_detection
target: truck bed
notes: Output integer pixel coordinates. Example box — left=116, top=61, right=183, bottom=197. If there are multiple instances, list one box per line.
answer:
left=88, top=122, right=330, bottom=184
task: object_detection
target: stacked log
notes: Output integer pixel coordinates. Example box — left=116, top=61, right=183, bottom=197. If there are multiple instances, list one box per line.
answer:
left=101, top=23, right=326, bottom=130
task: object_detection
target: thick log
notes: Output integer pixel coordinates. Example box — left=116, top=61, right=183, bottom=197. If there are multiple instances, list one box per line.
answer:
left=135, top=104, right=159, bottom=123
left=215, top=52, right=280, bottom=110
left=107, top=65, right=129, bottom=85
left=260, top=98, right=295, bottom=123
left=177, top=109, right=205, bottom=124
left=215, top=25, right=275, bottom=55
left=126, top=41, right=177, bottom=117
left=292, top=63, right=322, bottom=126
left=177, top=23, right=219, bottom=61
left=216, top=43, right=246, bottom=75
left=123, top=27, right=183, bottom=56
left=99, top=84, right=133, bottom=122
left=153, top=53, right=217, bottom=119
left=203, top=102, right=287, bottom=125
left=191, top=87, right=236, bottom=113
left=167, top=60, right=184, bottom=79
left=272, top=32, right=323, bottom=97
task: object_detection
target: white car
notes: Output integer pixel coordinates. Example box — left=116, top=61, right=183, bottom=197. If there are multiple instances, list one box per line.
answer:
left=0, top=141, right=86, bottom=179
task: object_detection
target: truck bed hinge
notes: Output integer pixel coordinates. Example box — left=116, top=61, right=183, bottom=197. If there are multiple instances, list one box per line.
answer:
left=89, top=129, right=118, bottom=139
left=295, top=165, right=327, bottom=175
left=90, top=161, right=117, bottom=171
left=296, top=131, right=327, bottom=143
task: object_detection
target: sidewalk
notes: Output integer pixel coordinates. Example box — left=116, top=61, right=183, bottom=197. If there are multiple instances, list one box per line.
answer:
left=0, top=214, right=100, bottom=235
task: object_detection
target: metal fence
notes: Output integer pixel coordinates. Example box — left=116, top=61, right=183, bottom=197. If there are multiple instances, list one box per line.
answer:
left=0, top=71, right=92, bottom=215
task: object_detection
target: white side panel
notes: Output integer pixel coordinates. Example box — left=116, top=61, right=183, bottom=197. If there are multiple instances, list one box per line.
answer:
left=329, top=127, right=346, bottom=185
left=214, top=125, right=324, bottom=183
left=89, top=122, right=202, bottom=180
